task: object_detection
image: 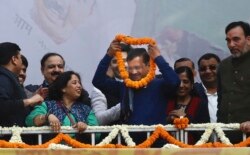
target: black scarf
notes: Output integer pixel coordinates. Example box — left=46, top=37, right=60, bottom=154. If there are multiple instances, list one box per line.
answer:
left=120, top=88, right=134, bottom=123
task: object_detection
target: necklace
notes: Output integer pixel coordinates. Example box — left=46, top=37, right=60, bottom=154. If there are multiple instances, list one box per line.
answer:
left=177, top=95, right=191, bottom=106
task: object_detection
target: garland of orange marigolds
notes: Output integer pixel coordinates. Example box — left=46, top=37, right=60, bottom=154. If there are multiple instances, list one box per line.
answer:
left=2, top=125, right=250, bottom=148
left=114, top=34, right=156, bottom=89
left=173, top=117, right=189, bottom=129
left=1, top=119, right=250, bottom=148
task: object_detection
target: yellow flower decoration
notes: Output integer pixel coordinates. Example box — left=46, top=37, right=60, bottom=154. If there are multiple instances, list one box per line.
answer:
left=115, top=34, right=156, bottom=89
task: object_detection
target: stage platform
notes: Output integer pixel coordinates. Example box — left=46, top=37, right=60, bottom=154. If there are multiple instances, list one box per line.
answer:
left=0, top=148, right=250, bottom=155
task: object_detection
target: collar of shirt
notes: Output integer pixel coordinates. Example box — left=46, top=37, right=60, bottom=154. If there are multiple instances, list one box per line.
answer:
left=202, top=83, right=217, bottom=96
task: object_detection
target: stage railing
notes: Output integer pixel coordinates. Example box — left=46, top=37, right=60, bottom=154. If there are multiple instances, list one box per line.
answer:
left=0, top=123, right=246, bottom=146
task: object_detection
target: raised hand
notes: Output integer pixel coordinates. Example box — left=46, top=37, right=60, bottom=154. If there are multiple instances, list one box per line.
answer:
left=148, top=44, right=161, bottom=60
left=107, top=40, right=122, bottom=57
left=23, top=94, right=44, bottom=107
left=36, top=87, right=49, bottom=99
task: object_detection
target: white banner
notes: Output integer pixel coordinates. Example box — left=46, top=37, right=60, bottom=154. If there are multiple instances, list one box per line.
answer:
left=0, top=0, right=249, bottom=91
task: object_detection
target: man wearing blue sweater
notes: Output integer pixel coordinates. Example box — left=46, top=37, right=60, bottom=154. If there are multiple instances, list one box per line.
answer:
left=92, top=40, right=180, bottom=126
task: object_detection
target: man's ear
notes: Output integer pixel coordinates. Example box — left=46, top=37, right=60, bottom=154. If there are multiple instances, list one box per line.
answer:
left=41, top=67, right=45, bottom=75
left=246, top=36, right=250, bottom=46
left=11, top=55, right=18, bottom=66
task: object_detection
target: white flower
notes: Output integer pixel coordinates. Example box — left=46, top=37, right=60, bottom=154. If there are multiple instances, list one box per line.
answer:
left=195, top=127, right=213, bottom=145
left=2, top=123, right=242, bottom=148
left=162, top=143, right=180, bottom=148
left=119, top=126, right=135, bottom=147
left=48, top=143, right=72, bottom=149
left=96, top=127, right=119, bottom=146
left=9, top=126, right=23, bottom=143
left=214, top=127, right=232, bottom=145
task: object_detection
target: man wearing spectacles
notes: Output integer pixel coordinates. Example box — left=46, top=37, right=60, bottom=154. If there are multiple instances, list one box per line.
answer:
left=198, top=53, right=221, bottom=123
left=93, top=40, right=180, bottom=146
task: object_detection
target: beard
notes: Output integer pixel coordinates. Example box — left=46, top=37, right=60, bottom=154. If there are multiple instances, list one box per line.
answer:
left=231, top=50, right=247, bottom=58
left=231, top=45, right=250, bottom=58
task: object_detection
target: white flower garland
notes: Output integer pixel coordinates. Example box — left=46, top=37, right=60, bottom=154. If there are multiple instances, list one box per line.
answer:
left=162, top=143, right=180, bottom=149
left=119, top=126, right=136, bottom=146
left=48, top=143, right=72, bottom=149
left=1, top=123, right=242, bottom=147
left=214, top=127, right=232, bottom=145
left=96, top=127, right=119, bottom=146
left=195, top=127, right=213, bottom=145
left=96, top=126, right=136, bottom=147
left=9, top=126, right=23, bottom=143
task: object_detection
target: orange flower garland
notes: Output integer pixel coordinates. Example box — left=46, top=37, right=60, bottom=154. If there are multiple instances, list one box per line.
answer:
left=1, top=127, right=250, bottom=148
left=173, top=117, right=189, bottom=129
left=115, top=34, right=157, bottom=89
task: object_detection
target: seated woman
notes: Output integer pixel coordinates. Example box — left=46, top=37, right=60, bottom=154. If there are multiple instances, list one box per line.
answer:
left=26, top=71, right=98, bottom=142
left=166, top=66, right=209, bottom=144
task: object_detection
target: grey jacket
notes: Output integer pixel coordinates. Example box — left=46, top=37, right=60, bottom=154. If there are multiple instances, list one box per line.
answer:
left=90, top=87, right=120, bottom=125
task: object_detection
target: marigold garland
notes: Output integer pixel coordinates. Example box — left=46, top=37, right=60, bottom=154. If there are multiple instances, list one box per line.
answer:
left=173, top=117, right=189, bottom=129
left=115, top=34, right=156, bottom=89
left=1, top=125, right=250, bottom=148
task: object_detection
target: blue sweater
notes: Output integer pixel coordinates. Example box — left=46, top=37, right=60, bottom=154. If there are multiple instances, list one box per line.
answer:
left=92, top=54, right=180, bottom=125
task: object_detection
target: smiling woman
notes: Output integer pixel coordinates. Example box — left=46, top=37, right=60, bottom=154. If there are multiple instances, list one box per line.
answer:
left=25, top=71, right=99, bottom=143
left=166, top=66, right=210, bottom=144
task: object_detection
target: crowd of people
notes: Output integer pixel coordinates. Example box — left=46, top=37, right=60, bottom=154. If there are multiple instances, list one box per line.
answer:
left=1, top=21, right=250, bottom=146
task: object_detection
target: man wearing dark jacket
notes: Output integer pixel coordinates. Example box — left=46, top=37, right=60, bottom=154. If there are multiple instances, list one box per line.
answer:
left=0, top=42, right=44, bottom=141
left=93, top=40, right=180, bottom=146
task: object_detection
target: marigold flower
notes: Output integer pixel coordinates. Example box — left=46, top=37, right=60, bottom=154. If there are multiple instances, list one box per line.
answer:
left=114, top=34, right=156, bottom=89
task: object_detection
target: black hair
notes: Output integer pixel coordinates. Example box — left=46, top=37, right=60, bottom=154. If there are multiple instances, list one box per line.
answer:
left=40, top=52, right=65, bottom=69
left=21, top=55, right=28, bottom=68
left=174, top=57, right=195, bottom=69
left=197, top=53, right=221, bottom=67
left=120, top=43, right=132, bottom=52
left=126, top=48, right=150, bottom=65
left=175, top=66, right=194, bottom=84
left=0, top=42, right=21, bottom=65
left=48, top=71, right=91, bottom=106
left=225, top=21, right=250, bottom=36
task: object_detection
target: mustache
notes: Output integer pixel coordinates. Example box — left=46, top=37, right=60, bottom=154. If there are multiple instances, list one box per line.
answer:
left=51, top=72, right=61, bottom=76
left=18, top=75, right=25, bottom=79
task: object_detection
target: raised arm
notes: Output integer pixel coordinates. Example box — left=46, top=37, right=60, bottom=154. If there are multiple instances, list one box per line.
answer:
left=92, top=40, right=123, bottom=97
left=148, top=44, right=180, bottom=89
left=90, top=87, right=120, bottom=125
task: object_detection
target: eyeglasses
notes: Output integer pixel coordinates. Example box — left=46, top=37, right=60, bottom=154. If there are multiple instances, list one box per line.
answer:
left=199, top=65, right=217, bottom=72
left=127, top=66, right=144, bottom=72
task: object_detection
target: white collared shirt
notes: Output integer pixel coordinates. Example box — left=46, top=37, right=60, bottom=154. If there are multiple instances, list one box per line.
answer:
left=202, top=84, right=218, bottom=123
